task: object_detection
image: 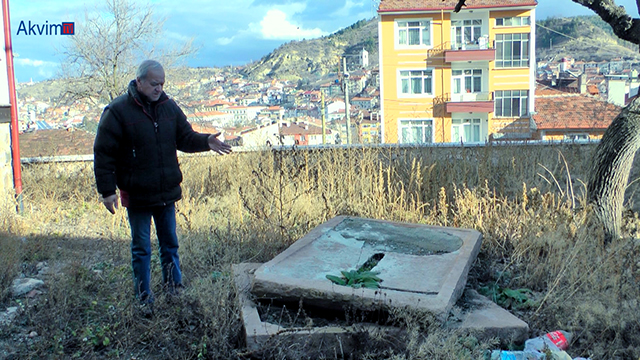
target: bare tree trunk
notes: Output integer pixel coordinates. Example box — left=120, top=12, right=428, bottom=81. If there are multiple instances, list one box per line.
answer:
left=588, top=97, right=640, bottom=241
left=568, top=0, right=640, bottom=241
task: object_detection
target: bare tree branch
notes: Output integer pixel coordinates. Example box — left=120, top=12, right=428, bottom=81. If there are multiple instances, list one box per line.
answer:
left=58, top=0, right=197, bottom=104
left=572, top=0, right=640, bottom=44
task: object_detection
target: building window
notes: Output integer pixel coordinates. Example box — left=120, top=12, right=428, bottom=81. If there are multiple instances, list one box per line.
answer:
left=397, top=20, right=431, bottom=47
left=452, top=119, right=482, bottom=142
left=399, top=70, right=434, bottom=96
left=451, top=19, right=482, bottom=49
left=495, top=33, right=529, bottom=68
left=564, top=133, right=589, bottom=141
left=400, top=119, right=433, bottom=143
left=495, top=17, right=530, bottom=27
left=452, top=69, right=482, bottom=94
left=495, top=90, right=529, bottom=117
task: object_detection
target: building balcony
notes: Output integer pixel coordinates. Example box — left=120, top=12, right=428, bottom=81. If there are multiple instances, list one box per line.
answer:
left=446, top=92, right=494, bottom=113
left=445, top=38, right=495, bottom=62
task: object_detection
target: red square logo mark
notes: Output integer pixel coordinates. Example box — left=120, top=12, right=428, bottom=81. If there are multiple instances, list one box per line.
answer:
left=62, top=22, right=74, bottom=35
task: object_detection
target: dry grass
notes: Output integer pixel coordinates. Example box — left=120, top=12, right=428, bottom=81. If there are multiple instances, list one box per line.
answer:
left=2, top=143, right=640, bottom=359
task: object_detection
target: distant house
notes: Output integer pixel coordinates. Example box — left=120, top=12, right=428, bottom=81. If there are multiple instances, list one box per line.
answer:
left=351, top=97, right=376, bottom=110
left=278, top=121, right=333, bottom=146
left=220, top=105, right=266, bottom=124
left=239, top=120, right=333, bottom=148
left=320, top=81, right=342, bottom=97
left=531, top=93, right=621, bottom=141
left=359, top=118, right=381, bottom=144
left=187, top=111, right=234, bottom=127
left=259, top=106, right=285, bottom=122
left=326, top=100, right=346, bottom=121
left=239, top=122, right=282, bottom=148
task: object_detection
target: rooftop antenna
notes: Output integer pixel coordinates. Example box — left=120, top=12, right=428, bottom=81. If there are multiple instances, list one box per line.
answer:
left=371, top=0, right=379, bottom=18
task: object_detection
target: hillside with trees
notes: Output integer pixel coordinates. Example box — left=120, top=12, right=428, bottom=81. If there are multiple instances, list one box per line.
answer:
left=241, top=18, right=378, bottom=82
left=536, top=15, right=640, bottom=61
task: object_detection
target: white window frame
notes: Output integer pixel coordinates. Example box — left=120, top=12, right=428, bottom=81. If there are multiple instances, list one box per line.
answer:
left=495, top=16, right=530, bottom=27
left=451, top=118, right=482, bottom=143
left=495, top=33, right=530, bottom=68
left=495, top=90, right=529, bottom=117
left=399, top=119, right=434, bottom=144
left=564, top=133, right=589, bottom=141
left=452, top=69, right=483, bottom=95
left=395, top=19, right=432, bottom=48
left=451, top=19, right=483, bottom=49
left=398, top=69, right=435, bottom=98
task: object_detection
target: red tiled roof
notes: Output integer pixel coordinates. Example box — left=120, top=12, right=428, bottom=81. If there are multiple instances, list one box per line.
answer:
left=191, top=123, right=221, bottom=134
left=536, top=83, right=566, bottom=96
left=533, top=94, right=621, bottom=131
left=379, top=0, right=536, bottom=12
left=19, top=129, right=95, bottom=158
left=188, top=111, right=228, bottom=118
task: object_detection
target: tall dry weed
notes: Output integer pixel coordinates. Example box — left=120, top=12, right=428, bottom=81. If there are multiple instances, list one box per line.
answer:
left=6, top=143, right=640, bottom=358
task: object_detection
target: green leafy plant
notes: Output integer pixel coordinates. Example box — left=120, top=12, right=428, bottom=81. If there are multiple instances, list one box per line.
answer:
left=478, top=283, right=537, bottom=310
left=82, top=324, right=111, bottom=348
left=326, top=253, right=385, bottom=289
left=326, top=270, right=382, bottom=289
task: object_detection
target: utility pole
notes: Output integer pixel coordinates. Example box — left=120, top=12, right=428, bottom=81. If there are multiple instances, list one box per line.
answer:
left=343, top=57, right=351, bottom=145
left=321, top=90, right=326, bottom=144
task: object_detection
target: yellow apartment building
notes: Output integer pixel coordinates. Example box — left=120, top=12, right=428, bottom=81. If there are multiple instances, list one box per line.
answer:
left=378, top=0, right=537, bottom=144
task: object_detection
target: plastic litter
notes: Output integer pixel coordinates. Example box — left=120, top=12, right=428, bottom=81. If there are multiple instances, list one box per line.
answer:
left=486, top=350, right=542, bottom=359
left=524, top=330, right=571, bottom=352
left=487, top=330, right=591, bottom=360
left=486, top=350, right=588, bottom=360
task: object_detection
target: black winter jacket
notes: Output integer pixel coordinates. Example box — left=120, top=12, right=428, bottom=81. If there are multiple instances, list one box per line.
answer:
left=94, top=80, right=210, bottom=208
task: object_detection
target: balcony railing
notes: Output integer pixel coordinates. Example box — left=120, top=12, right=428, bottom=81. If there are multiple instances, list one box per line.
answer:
left=445, top=36, right=495, bottom=62
left=450, top=35, right=490, bottom=51
left=446, top=92, right=494, bottom=113
left=450, top=92, right=492, bottom=102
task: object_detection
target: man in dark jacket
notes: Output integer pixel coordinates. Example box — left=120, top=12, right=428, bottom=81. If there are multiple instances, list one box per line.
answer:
left=94, top=60, right=231, bottom=312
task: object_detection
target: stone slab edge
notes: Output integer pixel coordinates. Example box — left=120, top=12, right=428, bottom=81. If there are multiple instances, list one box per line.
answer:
left=233, top=262, right=401, bottom=354
left=445, top=289, right=530, bottom=343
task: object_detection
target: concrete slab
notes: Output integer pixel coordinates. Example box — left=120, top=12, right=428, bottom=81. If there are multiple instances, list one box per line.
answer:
left=233, top=263, right=401, bottom=355
left=445, top=290, right=530, bottom=343
left=251, top=216, right=483, bottom=320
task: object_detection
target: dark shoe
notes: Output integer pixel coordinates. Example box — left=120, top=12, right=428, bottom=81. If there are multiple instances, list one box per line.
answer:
left=137, top=301, right=154, bottom=318
left=166, top=283, right=184, bottom=297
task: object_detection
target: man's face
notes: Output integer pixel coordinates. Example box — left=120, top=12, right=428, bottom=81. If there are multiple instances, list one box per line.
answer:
left=136, top=68, right=165, bottom=102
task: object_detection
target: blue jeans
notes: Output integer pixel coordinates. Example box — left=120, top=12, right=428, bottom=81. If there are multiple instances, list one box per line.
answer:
left=127, top=203, right=182, bottom=302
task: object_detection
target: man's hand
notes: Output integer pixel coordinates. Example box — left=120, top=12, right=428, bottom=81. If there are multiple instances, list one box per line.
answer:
left=101, top=194, right=118, bottom=214
left=208, top=133, right=232, bottom=155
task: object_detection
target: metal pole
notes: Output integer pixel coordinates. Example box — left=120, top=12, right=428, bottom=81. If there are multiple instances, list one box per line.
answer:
left=321, top=90, right=326, bottom=144
left=343, top=57, right=351, bottom=145
left=2, top=0, right=23, bottom=213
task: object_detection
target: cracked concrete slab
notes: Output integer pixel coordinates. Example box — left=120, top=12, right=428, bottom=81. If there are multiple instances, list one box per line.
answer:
left=251, top=216, right=483, bottom=319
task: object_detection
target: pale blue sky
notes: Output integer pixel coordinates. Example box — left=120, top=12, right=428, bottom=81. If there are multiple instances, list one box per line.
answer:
left=9, top=0, right=640, bottom=83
